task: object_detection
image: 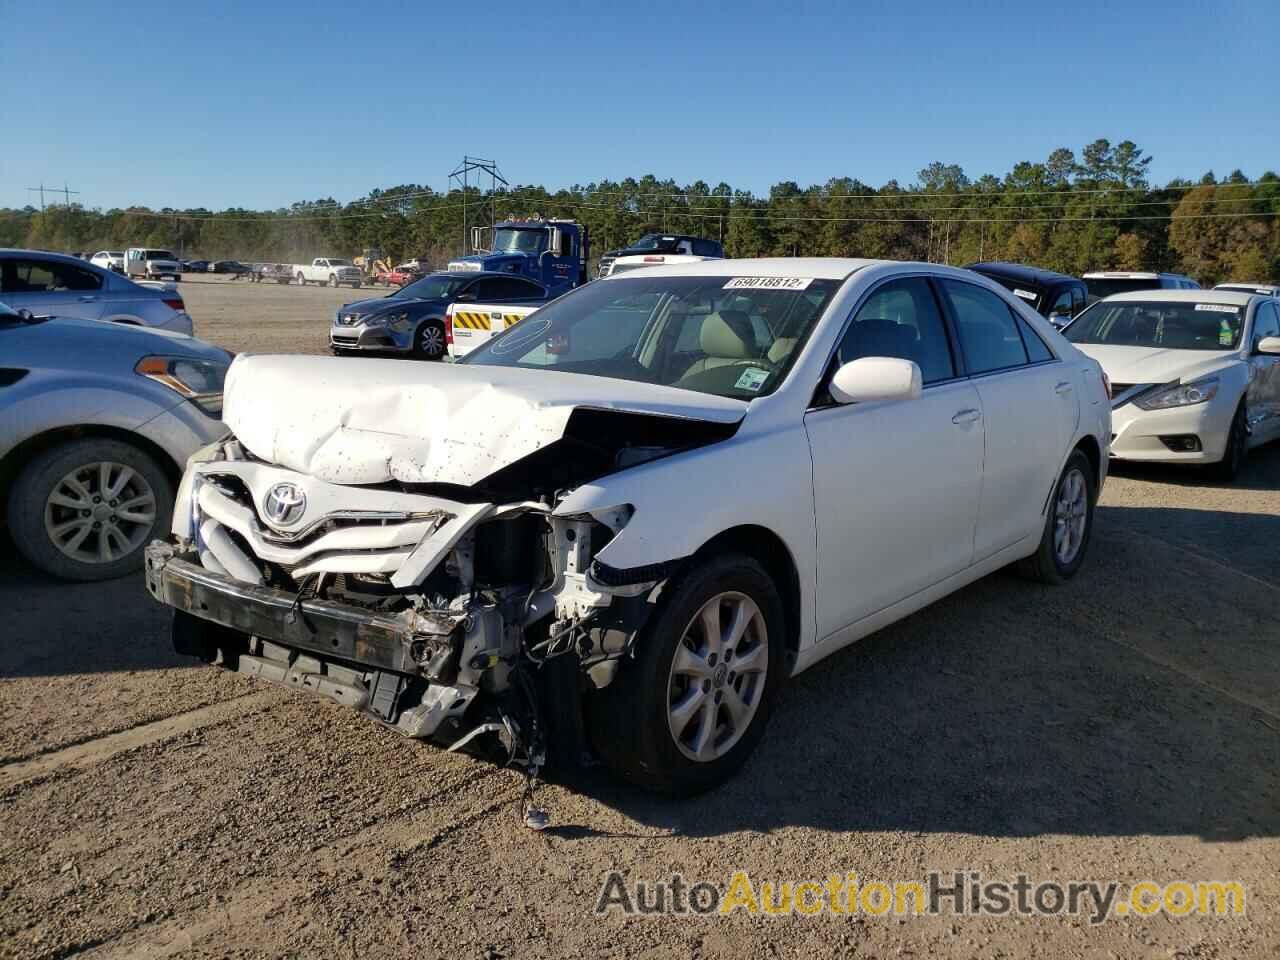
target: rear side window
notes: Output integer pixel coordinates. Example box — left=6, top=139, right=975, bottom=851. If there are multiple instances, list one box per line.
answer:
left=488, top=277, right=543, bottom=299
left=1015, top=313, right=1055, bottom=363
left=0, top=258, right=103, bottom=293
left=939, top=279, right=1029, bottom=374
left=836, top=277, right=956, bottom=384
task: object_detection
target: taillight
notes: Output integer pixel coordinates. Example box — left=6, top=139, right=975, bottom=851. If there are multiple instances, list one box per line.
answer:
left=444, top=312, right=453, bottom=345
left=162, top=297, right=185, bottom=312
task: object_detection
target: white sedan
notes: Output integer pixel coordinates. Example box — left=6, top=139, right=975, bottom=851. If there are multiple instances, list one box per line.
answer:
left=1063, top=290, right=1280, bottom=479
left=144, top=258, right=1110, bottom=795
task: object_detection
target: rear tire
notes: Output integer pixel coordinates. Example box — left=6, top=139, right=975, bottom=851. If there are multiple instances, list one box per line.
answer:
left=1209, top=404, right=1248, bottom=481
left=588, top=553, right=785, bottom=795
left=1015, top=449, right=1095, bottom=584
left=7, top=438, right=174, bottom=581
left=296, top=273, right=306, bottom=286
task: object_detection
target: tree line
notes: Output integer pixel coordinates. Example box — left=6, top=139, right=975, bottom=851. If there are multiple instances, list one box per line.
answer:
left=3, top=140, right=1277, bottom=285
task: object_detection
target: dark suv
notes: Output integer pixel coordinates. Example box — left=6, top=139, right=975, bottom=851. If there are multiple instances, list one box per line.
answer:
left=965, top=262, right=1088, bottom=328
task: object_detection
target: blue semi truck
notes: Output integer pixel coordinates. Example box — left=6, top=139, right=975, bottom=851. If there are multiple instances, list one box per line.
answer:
left=447, top=219, right=590, bottom=298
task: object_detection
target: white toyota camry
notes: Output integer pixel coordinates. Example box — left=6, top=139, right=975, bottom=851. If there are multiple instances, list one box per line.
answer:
left=1063, top=290, right=1280, bottom=479
left=145, top=258, right=1111, bottom=795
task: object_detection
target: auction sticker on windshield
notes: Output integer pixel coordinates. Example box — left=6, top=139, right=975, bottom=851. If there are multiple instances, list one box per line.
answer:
left=734, top=367, right=771, bottom=392
left=723, top=277, right=813, bottom=290
left=1194, top=304, right=1238, bottom=313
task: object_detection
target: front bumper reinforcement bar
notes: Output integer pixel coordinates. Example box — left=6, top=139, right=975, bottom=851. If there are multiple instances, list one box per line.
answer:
left=144, top=543, right=444, bottom=675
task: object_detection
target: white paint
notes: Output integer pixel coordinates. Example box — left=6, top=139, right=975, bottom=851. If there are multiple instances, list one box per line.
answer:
left=222, top=354, right=746, bottom=487
left=827, top=357, right=921, bottom=404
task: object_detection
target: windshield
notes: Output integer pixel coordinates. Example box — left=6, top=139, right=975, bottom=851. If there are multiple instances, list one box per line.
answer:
left=492, top=228, right=547, bottom=255
left=461, top=274, right=842, bottom=400
left=326, top=259, right=352, bottom=267
left=394, top=275, right=466, bottom=300
left=1064, top=300, right=1244, bottom=351
left=146, top=250, right=176, bottom=260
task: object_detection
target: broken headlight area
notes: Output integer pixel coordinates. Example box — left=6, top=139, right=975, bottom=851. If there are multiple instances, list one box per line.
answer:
left=148, top=435, right=664, bottom=772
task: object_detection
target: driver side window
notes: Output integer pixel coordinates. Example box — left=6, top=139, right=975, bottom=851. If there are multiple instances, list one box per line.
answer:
left=836, top=278, right=956, bottom=384
left=1254, top=302, right=1280, bottom=347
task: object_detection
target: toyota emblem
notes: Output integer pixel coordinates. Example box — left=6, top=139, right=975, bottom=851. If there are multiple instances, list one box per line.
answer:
left=264, top=482, right=307, bottom=525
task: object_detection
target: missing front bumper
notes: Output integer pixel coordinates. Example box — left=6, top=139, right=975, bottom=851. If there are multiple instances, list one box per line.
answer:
left=144, top=543, right=437, bottom=676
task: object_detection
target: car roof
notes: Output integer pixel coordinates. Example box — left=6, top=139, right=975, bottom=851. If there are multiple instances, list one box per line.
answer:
left=433, top=270, right=542, bottom=282
left=1099, top=289, right=1256, bottom=306
left=603, top=257, right=884, bottom=280
left=1081, top=271, right=1187, bottom=279
left=0, top=248, right=105, bottom=266
left=966, top=261, right=1079, bottom=286
left=1214, top=282, right=1278, bottom=293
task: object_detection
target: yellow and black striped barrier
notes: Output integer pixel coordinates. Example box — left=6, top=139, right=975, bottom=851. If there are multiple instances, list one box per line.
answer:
left=451, top=311, right=528, bottom=331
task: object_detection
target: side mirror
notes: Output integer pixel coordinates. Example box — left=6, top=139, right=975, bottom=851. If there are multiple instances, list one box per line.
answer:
left=1048, top=312, right=1072, bottom=329
left=1257, top=336, right=1280, bottom=355
left=829, top=357, right=922, bottom=405
left=549, top=228, right=563, bottom=257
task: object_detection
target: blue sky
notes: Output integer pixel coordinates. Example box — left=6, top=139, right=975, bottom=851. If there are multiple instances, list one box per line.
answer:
left=4, top=0, right=1277, bottom=211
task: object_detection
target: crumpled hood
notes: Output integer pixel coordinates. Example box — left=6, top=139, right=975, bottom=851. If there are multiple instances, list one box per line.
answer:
left=222, top=355, right=747, bottom=486
left=1073, top=344, right=1237, bottom=384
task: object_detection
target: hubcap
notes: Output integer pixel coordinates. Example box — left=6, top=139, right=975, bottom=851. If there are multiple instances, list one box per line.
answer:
left=419, top=325, right=443, bottom=355
left=43, top=461, right=156, bottom=565
left=666, top=592, right=768, bottom=763
left=1053, top=467, right=1088, bottom=566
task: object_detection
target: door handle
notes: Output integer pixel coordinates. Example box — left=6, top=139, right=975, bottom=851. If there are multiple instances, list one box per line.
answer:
left=79, top=295, right=97, bottom=302
left=1055, top=381, right=1074, bottom=395
left=951, top=409, right=982, bottom=425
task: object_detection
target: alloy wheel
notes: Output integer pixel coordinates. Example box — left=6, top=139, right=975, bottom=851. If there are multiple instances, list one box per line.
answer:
left=1053, top=466, right=1088, bottom=566
left=43, top=461, right=157, bottom=565
left=666, top=591, right=769, bottom=762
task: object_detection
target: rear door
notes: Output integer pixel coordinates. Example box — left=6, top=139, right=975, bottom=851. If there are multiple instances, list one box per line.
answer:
left=937, top=278, right=1077, bottom=561
left=0, top=256, right=105, bottom=320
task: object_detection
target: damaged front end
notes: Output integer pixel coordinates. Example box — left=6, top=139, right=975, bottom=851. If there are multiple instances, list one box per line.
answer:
left=145, top=397, right=733, bottom=769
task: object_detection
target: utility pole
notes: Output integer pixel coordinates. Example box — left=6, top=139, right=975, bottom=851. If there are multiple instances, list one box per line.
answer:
left=25, top=182, right=80, bottom=212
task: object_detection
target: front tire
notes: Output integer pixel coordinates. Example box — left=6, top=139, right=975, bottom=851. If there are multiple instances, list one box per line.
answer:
left=7, top=438, right=174, bottom=581
left=329, top=274, right=338, bottom=288
left=413, top=320, right=446, bottom=360
left=1015, top=449, right=1095, bottom=584
left=588, top=553, right=785, bottom=795
left=1209, top=404, right=1248, bottom=481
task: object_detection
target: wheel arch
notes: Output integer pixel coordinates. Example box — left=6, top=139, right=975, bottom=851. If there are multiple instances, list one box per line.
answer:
left=691, top=524, right=802, bottom=667
left=1074, top=433, right=1102, bottom=500
left=0, top=425, right=182, bottom=519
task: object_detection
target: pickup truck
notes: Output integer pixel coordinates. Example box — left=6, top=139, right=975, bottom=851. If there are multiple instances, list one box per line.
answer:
left=446, top=299, right=544, bottom=359
left=294, top=258, right=364, bottom=289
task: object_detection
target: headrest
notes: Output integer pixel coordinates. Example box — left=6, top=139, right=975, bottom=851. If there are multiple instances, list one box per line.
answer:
left=700, top=310, right=754, bottom=359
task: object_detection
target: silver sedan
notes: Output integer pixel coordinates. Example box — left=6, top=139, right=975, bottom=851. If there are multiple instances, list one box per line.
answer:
left=0, top=302, right=229, bottom=579
left=0, top=249, right=194, bottom=334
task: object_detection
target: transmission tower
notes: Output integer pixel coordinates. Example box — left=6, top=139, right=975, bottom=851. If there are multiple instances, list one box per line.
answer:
left=449, top=156, right=507, bottom=257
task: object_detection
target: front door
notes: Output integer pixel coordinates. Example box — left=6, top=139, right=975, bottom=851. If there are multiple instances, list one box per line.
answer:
left=804, top=276, right=983, bottom=638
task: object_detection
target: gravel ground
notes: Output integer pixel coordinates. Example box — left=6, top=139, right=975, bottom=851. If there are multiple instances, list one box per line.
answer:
left=1, top=279, right=1277, bottom=959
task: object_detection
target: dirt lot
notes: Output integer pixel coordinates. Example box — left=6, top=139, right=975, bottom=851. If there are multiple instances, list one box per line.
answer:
left=1, top=278, right=1278, bottom=959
